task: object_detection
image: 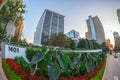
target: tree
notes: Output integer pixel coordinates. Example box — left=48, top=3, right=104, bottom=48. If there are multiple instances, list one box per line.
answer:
left=0, top=25, right=4, bottom=42
left=70, top=39, right=76, bottom=50
left=77, top=38, right=89, bottom=49
left=44, top=33, right=71, bottom=48
left=77, top=39, right=101, bottom=50
left=90, top=40, right=100, bottom=49
left=100, top=42, right=109, bottom=53
left=0, top=0, right=25, bottom=42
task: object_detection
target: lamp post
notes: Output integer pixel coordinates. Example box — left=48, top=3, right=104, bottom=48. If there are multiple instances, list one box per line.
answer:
left=8, top=8, right=22, bottom=43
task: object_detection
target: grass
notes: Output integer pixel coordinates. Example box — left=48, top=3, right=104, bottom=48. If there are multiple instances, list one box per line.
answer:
left=91, top=61, right=106, bottom=80
left=2, top=59, right=22, bottom=80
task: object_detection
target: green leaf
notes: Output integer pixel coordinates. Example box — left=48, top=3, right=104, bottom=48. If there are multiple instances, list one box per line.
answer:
left=70, top=62, right=76, bottom=70
left=58, top=55, right=70, bottom=70
left=48, top=61, right=61, bottom=80
left=31, top=47, right=49, bottom=65
left=44, top=53, right=52, bottom=64
left=80, top=60, right=86, bottom=72
left=73, top=53, right=81, bottom=63
left=69, top=53, right=81, bottom=70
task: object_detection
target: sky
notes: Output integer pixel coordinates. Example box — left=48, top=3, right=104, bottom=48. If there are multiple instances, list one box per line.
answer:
left=23, top=0, right=120, bottom=45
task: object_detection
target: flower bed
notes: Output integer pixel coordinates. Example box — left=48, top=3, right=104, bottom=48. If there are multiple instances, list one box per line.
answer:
left=2, top=59, right=22, bottom=80
left=3, top=47, right=106, bottom=80
left=6, top=58, right=41, bottom=80
left=91, top=59, right=106, bottom=80
left=59, top=59, right=106, bottom=80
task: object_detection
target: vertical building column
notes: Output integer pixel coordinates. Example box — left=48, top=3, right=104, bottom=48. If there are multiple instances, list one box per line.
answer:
left=49, top=12, right=53, bottom=39
left=89, top=16, right=96, bottom=40
left=57, top=15, right=59, bottom=35
left=39, top=11, right=46, bottom=45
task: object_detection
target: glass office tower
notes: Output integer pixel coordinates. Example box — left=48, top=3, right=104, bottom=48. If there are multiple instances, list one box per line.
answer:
left=34, top=9, right=65, bottom=45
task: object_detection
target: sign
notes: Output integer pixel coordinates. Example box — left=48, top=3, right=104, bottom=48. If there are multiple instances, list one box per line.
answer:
left=8, top=46, right=19, bottom=53
left=5, top=44, right=29, bottom=62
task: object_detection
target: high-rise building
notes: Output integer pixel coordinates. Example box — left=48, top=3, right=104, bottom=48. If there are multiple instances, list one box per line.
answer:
left=34, top=9, right=65, bottom=45
left=113, top=32, right=120, bottom=47
left=66, top=30, right=80, bottom=39
left=86, top=16, right=105, bottom=44
left=66, top=30, right=80, bottom=45
left=117, top=9, right=120, bottom=24
left=14, top=17, right=24, bottom=41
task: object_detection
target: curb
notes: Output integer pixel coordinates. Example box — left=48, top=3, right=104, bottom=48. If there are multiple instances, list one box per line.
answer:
left=102, top=54, right=108, bottom=80
left=0, top=57, right=8, bottom=80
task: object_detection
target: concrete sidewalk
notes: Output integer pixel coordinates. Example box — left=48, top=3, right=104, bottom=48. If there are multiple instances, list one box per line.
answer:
left=0, top=57, right=7, bottom=80
left=102, top=53, right=120, bottom=80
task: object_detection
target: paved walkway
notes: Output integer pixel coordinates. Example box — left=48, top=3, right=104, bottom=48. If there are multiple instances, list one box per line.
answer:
left=102, top=53, right=120, bottom=80
left=0, top=51, right=7, bottom=80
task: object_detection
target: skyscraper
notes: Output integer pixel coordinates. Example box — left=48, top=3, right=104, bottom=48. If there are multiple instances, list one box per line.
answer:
left=34, top=9, right=65, bottom=45
left=113, top=32, right=120, bottom=46
left=117, top=9, right=120, bottom=24
left=86, top=16, right=105, bottom=43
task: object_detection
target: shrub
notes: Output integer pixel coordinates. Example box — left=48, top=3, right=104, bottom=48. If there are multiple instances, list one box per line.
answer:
left=2, top=59, right=22, bottom=80
left=26, top=48, right=40, bottom=62
left=29, top=47, right=106, bottom=80
left=14, top=56, right=30, bottom=68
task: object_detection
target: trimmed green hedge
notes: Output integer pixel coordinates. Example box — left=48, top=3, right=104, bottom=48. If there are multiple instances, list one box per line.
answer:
left=2, top=59, right=22, bottom=80
left=91, top=60, right=106, bottom=80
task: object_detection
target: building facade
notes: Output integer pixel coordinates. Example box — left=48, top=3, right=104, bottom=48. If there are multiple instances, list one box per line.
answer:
left=113, top=32, right=120, bottom=47
left=66, top=30, right=80, bottom=39
left=86, top=16, right=105, bottom=44
left=34, top=9, right=65, bottom=45
left=66, top=30, right=80, bottom=45
left=117, top=9, right=120, bottom=24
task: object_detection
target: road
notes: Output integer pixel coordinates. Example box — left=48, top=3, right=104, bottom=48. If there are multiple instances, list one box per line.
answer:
left=102, top=53, right=120, bottom=80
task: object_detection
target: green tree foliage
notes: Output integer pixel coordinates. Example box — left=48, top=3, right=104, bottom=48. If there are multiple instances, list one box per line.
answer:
left=77, top=38, right=101, bottom=50
left=90, top=40, right=100, bottom=49
left=0, top=25, right=5, bottom=42
left=45, top=33, right=71, bottom=48
left=0, top=0, right=25, bottom=42
left=70, top=39, right=76, bottom=50
left=77, top=38, right=89, bottom=49
left=11, top=36, right=29, bottom=46
left=100, top=42, right=109, bottom=53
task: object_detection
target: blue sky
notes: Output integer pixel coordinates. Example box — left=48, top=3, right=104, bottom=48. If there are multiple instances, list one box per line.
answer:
left=23, top=0, right=120, bottom=45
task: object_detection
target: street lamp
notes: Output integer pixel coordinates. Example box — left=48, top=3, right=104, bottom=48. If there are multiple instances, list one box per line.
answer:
left=8, top=8, right=22, bottom=43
